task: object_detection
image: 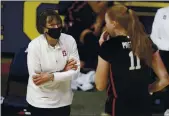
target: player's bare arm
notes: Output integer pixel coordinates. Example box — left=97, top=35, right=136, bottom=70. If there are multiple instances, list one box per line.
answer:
left=149, top=51, right=169, bottom=93
left=95, top=56, right=110, bottom=91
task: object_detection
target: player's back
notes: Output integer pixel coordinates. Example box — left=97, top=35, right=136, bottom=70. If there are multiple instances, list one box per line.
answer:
left=99, top=36, right=152, bottom=99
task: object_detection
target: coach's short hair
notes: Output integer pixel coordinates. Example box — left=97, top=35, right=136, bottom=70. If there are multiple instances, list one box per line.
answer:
left=37, top=9, right=62, bottom=34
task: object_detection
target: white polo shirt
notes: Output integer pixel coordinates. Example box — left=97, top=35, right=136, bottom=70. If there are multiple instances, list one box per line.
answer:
left=26, top=33, right=80, bottom=108
left=150, top=6, right=169, bottom=51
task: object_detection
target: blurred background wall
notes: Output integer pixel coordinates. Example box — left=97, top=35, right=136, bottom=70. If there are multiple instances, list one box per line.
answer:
left=1, top=1, right=169, bottom=54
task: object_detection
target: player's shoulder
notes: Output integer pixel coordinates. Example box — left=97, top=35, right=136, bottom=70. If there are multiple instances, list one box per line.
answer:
left=102, top=36, right=129, bottom=48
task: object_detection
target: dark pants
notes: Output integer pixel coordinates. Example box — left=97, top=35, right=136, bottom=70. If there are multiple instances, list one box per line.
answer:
left=28, top=104, right=71, bottom=116
left=105, top=96, right=152, bottom=116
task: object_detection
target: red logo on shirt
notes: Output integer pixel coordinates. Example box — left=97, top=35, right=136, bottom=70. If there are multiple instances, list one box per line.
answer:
left=62, top=50, right=67, bottom=56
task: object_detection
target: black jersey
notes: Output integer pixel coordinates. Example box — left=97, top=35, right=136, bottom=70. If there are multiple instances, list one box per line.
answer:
left=99, top=36, right=157, bottom=99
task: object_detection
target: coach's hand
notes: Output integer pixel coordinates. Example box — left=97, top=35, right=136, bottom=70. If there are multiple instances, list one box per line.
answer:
left=33, top=72, right=53, bottom=85
left=63, top=59, right=78, bottom=71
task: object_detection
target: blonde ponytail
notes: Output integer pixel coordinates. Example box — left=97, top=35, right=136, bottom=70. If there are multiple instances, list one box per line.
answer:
left=127, top=9, right=153, bottom=66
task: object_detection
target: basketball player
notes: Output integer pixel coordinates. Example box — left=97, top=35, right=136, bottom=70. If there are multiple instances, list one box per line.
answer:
left=95, top=5, right=169, bottom=116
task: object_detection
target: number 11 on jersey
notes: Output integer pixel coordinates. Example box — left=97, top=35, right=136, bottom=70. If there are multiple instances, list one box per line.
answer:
left=129, top=51, right=141, bottom=70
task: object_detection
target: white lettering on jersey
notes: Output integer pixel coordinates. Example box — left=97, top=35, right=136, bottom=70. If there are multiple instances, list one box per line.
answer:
left=122, top=42, right=131, bottom=49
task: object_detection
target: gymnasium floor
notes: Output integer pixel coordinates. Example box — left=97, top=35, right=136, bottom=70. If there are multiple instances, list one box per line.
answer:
left=1, top=58, right=164, bottom=116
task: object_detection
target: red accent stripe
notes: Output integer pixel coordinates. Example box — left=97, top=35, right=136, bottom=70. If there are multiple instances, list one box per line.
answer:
left=112, top=98, right=116, bottom=116
left=109, top=65, right=118, bottom=116
left=110, top=65, right=117, bottom=98
left=107, top=84, right=110, bottom=96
